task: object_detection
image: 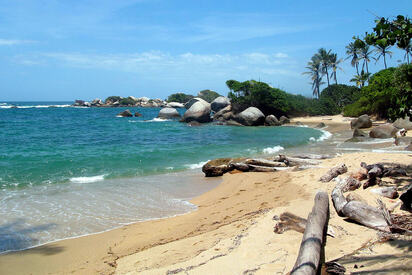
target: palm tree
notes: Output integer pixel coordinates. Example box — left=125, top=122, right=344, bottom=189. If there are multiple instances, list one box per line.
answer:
left=316, top=48, right=332, bottom=87
left=329, top=53, right=343, bottom=85
left=358, top=45, right=373, bottom=74
left=374, top=44, right=393, bottom=69
left=350, top=70, right=371, bottom=88
left=403, top=41, right=411, bottom=64
left=303, top=56, right=324, bottom=98
left=345, top=42, right=360, bottom=76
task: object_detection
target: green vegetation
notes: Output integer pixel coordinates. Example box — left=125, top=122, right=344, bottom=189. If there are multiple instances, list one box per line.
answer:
left=226, top=80, right=358, bottom=117
left=197, top=90, right=220, bottom=102
left=167, top=93, right=194, bottom=103
left=105, top=96, right=122, bottom=104
left=119, top=97, right=137, bottom=106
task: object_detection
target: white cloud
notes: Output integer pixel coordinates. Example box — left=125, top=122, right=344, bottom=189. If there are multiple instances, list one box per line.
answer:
left=0, top=39, right=35, bottom=46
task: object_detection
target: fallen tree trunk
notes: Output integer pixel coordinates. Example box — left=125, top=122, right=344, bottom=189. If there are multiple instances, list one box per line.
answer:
left=247, top=164, right=280, bottom=172
left=292, top=154, right=330, bottom=160
left=244, top=158, right=287, bottom=167
left=331, top=182, right=390, bottom=231
left=273, top=155, right=321, bottom=166
left=230, top=162, right=250, bottom=172
left=320, top=164, right=348, bottom=182
left=291, top=191, right=329, bottom=275
left=371, top=187, right=399, bottom=199
left=334, top=176, right=361, bottom=192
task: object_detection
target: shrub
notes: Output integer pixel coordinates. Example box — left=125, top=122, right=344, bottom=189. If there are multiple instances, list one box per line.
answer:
left=197, top=90, right=220, bottom=102
left=167, top=93, right=194, bottom=103
left=105, top=96, right=122, bottom=104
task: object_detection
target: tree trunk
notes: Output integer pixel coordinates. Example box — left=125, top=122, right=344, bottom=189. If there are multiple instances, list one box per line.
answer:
left=371, top=187, right=399, bottom=199
left=325, top=67, right=330, bottom=87
left=291, top=191, right=329, bottom=275
left=319, top=164, right=348, bottom=182
left=244, top=158, right=287, bottom=167
left=383, top=54, right=387, bottom=69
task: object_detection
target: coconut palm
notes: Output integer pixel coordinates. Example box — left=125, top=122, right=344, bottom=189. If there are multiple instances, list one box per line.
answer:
left=303, top=56, right=324, bottom=98
left=403, top=41, right=411, bottom=64
left=374, top=43, right=393, bottom=69
left=350, top=70, right=371, bottom=88
left=345, top=42, right=360, bottom=76
left=358, top=45, right=373, bottom=74
left=329, top=53, right=343, bottom=85
left=316, top=48, right=332, bottom=87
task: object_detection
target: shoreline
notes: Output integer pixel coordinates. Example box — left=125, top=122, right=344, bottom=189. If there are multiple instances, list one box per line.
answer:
left=1, top=115, right=411, bottom=274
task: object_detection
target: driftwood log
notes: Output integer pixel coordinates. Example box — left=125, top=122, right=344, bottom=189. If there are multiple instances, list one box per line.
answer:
left=320, top=164, right=348, bottom=182
left=273, top=212, right=307, bottom=234
left=291, top=191, right=329, bottom=275
left=273, top=155, right=321, bottom=166
left=331, top=183, right=390, bottom=231
left=334, top=176, right=361, bottom=192
left=244, top=158, right=287, bottom=167
left=371, top=187, right=399, bottom=199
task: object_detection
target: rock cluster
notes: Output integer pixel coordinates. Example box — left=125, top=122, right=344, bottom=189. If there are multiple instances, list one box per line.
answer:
left=73, top=97, right=170, bottom=108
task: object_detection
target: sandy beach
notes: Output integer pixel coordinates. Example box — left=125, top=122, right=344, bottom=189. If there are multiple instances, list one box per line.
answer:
left=1, top=115, right=411, bottom=275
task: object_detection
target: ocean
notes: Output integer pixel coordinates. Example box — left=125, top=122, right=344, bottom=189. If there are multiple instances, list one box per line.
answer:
left=0, top=102, right=328, bottom=253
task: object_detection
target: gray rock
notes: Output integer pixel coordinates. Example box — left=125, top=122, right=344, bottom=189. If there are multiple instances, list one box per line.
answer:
left=167, top=102, right=185, bottom=108
left=234, top=107, right=265, bottom=126
left=265, top=115, right=281, bottom=126
left=74, top=100, right=85, bottom=106
left=279, top=116, right=290, bottom=125
left=91, top=98, right=103, bottom=106
left=393, top=117, right=412, bottom=130
left=184, top=97, right=207, bottom=109
left=183, top=100, right=211, bottom=123
left=213, top=105, right=232, bottom=121
left=211, top=96, right=230, bottom=112
left=351, top=114, right=372, bottom=129
left=315, top=122, right=326, bottom=128
left=295, top=121, right=303, bottom=126
left=134, top=112, right=142, bottom=117
left=83, top=101, right=91, bottom=107
left=369, top=124, right=398, bottom=138
left=226, top=119, right=244, bottom=126
left=158, top=107, right=181, bottom=119
left=117, top=109, right=133, bottom=117
left=353, top=128, right=368, bottom=138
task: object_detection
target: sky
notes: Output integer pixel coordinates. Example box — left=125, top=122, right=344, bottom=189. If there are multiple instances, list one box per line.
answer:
left=0, top=0, right=411, bottom=101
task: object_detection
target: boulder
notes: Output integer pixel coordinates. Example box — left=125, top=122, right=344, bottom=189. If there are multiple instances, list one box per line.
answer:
left=117, top=109, right=133, bottom=117
left=353, top=128, right=368, bottom=138
left=184, top=97, right=207, bottom=109
left=183, top=100, right=211, bottom=123
left=91, top=98, right=103, bottom=106
left=234, top=107, right=265, bottom=126
left=315, top=122, right=326, bottom=128
left=351, top=114, right=372, bottom=129
left=213, top=105, right=232, bottom=121
left=279, top=116, right=290, bottom=125
left=211, top=96, right=230, bottom=112
left=167, top=102, right=185, bottom=108
left=369, top=124, right=398, bottom=139
left=134, top=112, right=142, bottom=117
left=393, top=117, right=412, bottom=130
left=158, top=107, right=181, bottom=119
left=74, top=100, right=85, bottom=106
left=265, top=115, right=281, bottom=126
left=138, top=97, right=150, bottom=103
left=83, top=101, right=91, bottom=107
left=406, top=142, right=412, bottom=151
left=226, top=119, right=244, bottom=126
left=295, top=121, right=303, bottom=126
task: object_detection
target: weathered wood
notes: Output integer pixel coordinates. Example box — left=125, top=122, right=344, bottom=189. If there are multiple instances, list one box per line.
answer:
left=371, top=187, right=399, bottom=199
left=320, top=164, right=348, bottom=182
left=341, top=201, right=389, bottom=231
left=292, top=154, right=331, bottom=160
left=247, top=164, right=279, bottom=172
left=273, top=155, right=321, bottom=166
left=230, top=162, right=250, bottom=172
left=273, top=212, right=307, bottom=234
left=291, top=191, right=329, bottom=275
left=331, top=182, right=347, bottom=216
left=335, top=176, right=361, bottom=192
left=363, top=176, right=381, bottom=189
left=350, top=167, right=368, bottom=181
left=244, top=158, right=287, bottom=167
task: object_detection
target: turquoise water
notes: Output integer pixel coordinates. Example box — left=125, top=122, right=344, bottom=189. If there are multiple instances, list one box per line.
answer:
left=0, top=102, right=326, bottom=253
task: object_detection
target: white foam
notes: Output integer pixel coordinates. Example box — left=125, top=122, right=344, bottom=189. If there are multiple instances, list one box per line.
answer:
left=361, top=138, right=394, bottom=144
left=317, top=130, right=332, bottom=141
left=262, top=145, right=284, bottom=154
left=185, top=161, right=209, bottom=169
left=142, top=118, right=171, bottom=122
left=69, top=175, right=105, bottom=183
left=0, top=104, right=72, bottom=109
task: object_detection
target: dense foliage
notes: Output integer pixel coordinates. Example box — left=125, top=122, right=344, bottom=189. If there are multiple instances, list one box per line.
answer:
left=197, top=90, right=220, bottom=102
left=105, top=96, right=122, bottom=104
left=167, top=93, right=194, bottom=103
left=119, top=97, right=137, bottom=106
left=344, top=64, right=412, bottom=119
left=226, top=80, right=359, bottom=117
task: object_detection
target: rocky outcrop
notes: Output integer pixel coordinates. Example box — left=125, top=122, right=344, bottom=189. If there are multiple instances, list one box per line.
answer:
left=279, top=116, right=290, bottom=125
left=351, top=114, right=372, bottom=129
left=183, top=100, right=211, bottom=123
left=117, top=109, right=133, bottom=117
left=184, top=97, right=208, bottom=110
left=315, top=122, right=326, bottom=128
left=158, top=107, right=181, bottom=119
left=369, top=124, right=398, bottom=138
left=91, top=98, right=103, bottom=106
left=353, top=128, right=368, bottom=138
left=393, top=117, right=412, bottom=130
left=213, top=105, right=232, bottom=122
left=234, top=107, right=265, bottom=126
left=211, top=96, right=230, bottom=112
left=265, top=115, right=281, bottom=126
left=167, top=102, right=185, bottom=108
left=134, top=112, right=142, bottom=117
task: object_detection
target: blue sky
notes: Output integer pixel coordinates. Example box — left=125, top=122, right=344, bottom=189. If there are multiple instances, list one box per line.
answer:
left=0, top=0, right=411, bottom=101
